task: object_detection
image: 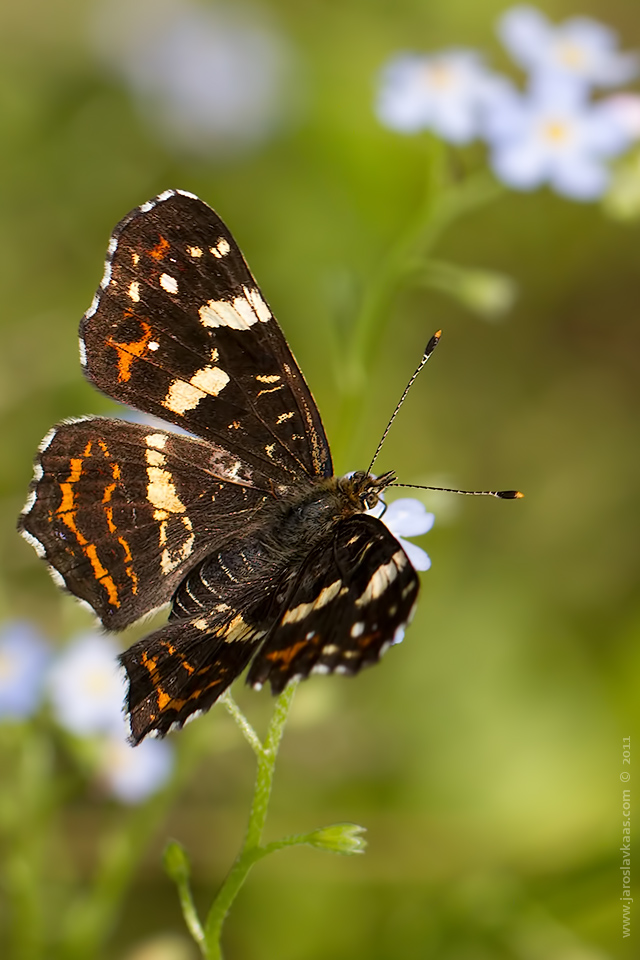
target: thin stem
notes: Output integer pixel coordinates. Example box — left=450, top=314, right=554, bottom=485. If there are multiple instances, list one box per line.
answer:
left=219, top=691, right=263, bottom=758
left=332, top=164, right=503, bottom=467
left=203, top=681, right=298, bottom=958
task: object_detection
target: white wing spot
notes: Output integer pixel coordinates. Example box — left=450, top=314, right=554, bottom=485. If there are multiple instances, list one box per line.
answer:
left=145, top=449, right=166, bottom=467
left=350, top=622, right=365, bottom=638
left=162, top=365, right=229, bottom=414
left=190, top=365, right=229, bottom=395
left=276, top=411, right=295, bottom=424
left=78, top=338, right=87, bottom=367
left=128, top=280, right=140, bottom=302
left=210, top=237, right=231, bottom=258
left=199, top=297, right=256, bottom=330
left=187, top=246, right=203, bottom=258
left=147, top=467, right=186, bottom=513
left=132, top=252, right=140, bottom=266
left=282, top=580, right=342, bottom=625
left=160, top=273, right=178, bottom=294
left=243, top=286, right=271, bottom=323
left=356, top=551, right=407, bottom=607
left=148, top=341, right=159, bottom=351
left=160, top=515, right=194, bottom=575
left=221, top=613, right=249, bottom=643
left=145, top=433, right=167, bottom=449
left=256, top=374, right=281, bottom=384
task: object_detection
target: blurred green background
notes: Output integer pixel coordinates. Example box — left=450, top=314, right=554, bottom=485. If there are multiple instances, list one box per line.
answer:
left=2, top=0, right=639, bottom=958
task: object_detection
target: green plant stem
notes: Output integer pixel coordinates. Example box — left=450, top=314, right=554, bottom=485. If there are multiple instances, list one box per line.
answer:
left=220, top=691, right=262, bottom=758
left=202, top=681, right=298, bottom=959
left=333, top=162, right=504, bottom=467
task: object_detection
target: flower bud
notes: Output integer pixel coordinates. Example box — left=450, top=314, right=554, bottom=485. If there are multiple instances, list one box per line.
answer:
left=306, top=823, right=367, bottom=855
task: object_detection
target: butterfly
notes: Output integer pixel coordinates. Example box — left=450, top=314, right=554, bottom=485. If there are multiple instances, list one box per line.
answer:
left=19, top=189, right=431, bottom=743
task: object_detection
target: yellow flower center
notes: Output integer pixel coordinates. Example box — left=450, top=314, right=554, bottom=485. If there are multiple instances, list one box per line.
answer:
left=555, top=41, right=588, bottom=71
left=86, top=668, right=112, bottom=696
left=542, top=120, right=571, bottom=144
left=422, top=62, right=455, bottom=90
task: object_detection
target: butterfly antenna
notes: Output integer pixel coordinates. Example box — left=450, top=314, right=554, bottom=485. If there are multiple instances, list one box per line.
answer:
left=390, top=482, right=523, bottom=500
left=367, top=330, right=442, bottom=475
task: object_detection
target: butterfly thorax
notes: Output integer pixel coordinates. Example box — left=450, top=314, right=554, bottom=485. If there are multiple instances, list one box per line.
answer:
left=171, top=468, right=397, bottom=621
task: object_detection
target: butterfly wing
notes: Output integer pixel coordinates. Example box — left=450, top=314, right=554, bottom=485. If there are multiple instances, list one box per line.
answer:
left=19, top=418, right=275, bottom=629
left=80, top=190, right=332, bottom=483
left=247, top=514, right=420, bottom=693
left=121, top=608, right=268, bottom=744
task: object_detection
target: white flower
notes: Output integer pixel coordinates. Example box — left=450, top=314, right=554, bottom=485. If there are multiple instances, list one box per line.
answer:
left=48, top=634, right=125, bottom=736
left=376, top=49, right=503, bottom=143
left=498, top=5, right=638, bottom=90
left=600, top=93, right=640, bottom=141
left=369, top=497, right=434, bottom=571
left=91, top=0, right=297, bottom=158
left=0, top=621, right=49, bottom=720
left=99, top=729, right=174, bottom=804
left=484, top=81, right=631, bottom=200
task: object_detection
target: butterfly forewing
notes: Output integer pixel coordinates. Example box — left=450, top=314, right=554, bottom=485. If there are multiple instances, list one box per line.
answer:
left=80, top=191, right=332, bottom=482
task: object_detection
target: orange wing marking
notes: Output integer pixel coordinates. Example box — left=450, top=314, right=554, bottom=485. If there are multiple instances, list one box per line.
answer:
left=101, top=461, right=138, bottom=594
left=266, top=639, right=309, bottom=666
left=149, top=236, right=170, bottom=260
left=56, top=444, right=120, bottom=608
left=108, top=318, right=153, bottom=383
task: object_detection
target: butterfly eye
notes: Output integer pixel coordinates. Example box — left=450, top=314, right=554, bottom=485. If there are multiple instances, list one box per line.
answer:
left=362, top=491, right=379, bottom=511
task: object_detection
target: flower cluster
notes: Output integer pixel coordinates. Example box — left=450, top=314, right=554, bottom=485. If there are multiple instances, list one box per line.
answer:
left=0, top=626, right=173, bottom=804
left=376, top=5, right=640, bottom=200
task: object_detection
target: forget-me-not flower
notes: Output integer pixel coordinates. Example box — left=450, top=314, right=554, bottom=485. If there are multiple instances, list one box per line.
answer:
left=600, top=93, right=640, bottom=141
left=483, top=80, right=631, bottom=199
left=498, top=5, right=638, bottom=90
left=48, top=633, right=125, bottom=736
left=376, top=49, right=504, bottom=143
left=369, top=497, right=434, bottom=572
left=98, top=728, right=174, bottom=804
left=0, top=621, right=49, bottom=720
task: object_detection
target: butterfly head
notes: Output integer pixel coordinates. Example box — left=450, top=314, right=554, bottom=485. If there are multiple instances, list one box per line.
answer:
left=339, top=469, right=397, bottom=513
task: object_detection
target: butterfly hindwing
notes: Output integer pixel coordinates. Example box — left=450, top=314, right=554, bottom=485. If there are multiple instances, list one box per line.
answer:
left=19, top=417, right=273, bottom=629
left=80, top=190, right=332, bottom=482
left=121, top=607, right=267, bottom=744
left=248, top=515, right=420, bottom=693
